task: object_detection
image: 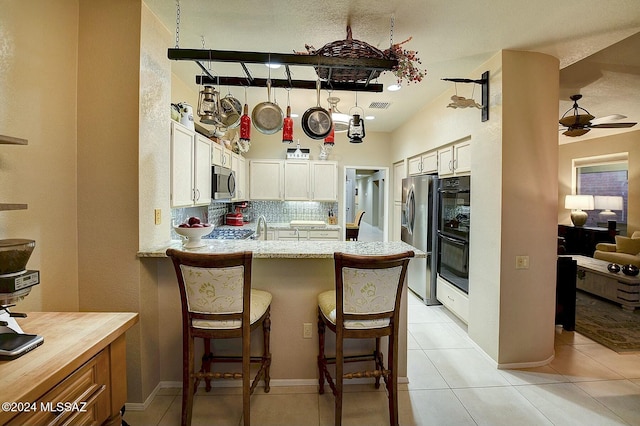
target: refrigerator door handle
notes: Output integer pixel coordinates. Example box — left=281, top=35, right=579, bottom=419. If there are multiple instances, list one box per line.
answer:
left=405, top=186, right=415, bottom=235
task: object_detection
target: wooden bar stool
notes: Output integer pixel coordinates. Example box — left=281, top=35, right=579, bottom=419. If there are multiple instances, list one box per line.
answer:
left=345, top=211, right=365, bottom=241
left=166, top=249, right=271, bottom=426
left=317, top=251, right=414, bottom=426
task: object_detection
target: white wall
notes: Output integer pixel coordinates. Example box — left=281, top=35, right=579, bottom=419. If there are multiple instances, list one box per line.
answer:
left=391, top=50, right=559, bottom=366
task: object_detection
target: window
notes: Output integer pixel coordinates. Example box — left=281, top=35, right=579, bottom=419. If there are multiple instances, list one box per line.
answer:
left=573, top=153, right=628, bottom=234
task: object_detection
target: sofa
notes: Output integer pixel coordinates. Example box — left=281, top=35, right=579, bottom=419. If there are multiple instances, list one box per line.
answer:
left=593, top=230, right=640, bottom=267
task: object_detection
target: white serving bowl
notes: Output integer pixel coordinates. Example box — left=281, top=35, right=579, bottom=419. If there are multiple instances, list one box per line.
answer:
left=174, top=225, right=214, bottom=248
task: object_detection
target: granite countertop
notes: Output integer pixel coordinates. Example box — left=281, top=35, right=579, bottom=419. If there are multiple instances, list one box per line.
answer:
left=138, top=240, right=425, bottom=259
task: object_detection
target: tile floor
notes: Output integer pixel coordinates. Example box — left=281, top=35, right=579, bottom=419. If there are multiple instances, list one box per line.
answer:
left=124, top=291, right=640, bottom=425
left=354, top=221, right=384, bottom=243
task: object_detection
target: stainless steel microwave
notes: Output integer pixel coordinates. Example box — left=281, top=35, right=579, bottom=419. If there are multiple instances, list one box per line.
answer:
left=211, top=166, right=236, bottom=200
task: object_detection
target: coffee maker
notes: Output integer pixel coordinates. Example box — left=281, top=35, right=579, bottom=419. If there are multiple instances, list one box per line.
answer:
left=0, top=239, right=43, bottom=360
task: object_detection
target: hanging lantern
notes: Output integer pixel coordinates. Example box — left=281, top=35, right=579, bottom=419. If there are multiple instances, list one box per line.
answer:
left=282, top=105, right=294, bottom=143
left=197, top=86, right=219, bottom=125
left=324, top=108, right=335, bottom=145
left=347, top=113, right=365, bottom=143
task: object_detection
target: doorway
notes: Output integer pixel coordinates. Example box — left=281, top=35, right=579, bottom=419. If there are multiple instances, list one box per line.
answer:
left=343, top=166, right=389, bottom=242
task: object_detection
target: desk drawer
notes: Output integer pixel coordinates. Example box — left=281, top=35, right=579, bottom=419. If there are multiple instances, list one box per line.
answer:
left=7, top=350, right=110, bottom=426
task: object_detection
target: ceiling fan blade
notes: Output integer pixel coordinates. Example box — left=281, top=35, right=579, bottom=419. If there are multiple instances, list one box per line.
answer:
left=563, top=127, right=590, bottom=137
left=590, top=114, right=627, bottom=125
left=590, top=122, right=637, bottom=129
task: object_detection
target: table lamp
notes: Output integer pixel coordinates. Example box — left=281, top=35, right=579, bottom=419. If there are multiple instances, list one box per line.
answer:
left=565, top=195, right=594, bottom=227
left=594, top=195, right=623, bottom=221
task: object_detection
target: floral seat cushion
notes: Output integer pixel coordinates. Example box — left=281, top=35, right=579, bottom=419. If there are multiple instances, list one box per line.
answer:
left=180, top=264, right=272, bottom=329
left=318, top=265, right=402, bottom=329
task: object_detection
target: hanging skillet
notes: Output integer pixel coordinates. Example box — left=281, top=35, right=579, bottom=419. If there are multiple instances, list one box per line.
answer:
left=252, top=79, right=284, bottom=135
left=302, top=80, right=333, bottom=139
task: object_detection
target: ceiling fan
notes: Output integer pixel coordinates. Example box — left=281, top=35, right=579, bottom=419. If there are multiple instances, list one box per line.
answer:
left=559, top=94, right=637, bottom=137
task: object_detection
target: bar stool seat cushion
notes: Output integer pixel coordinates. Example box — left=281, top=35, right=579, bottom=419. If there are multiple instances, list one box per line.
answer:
left=318, top=265, right=404, bottom=330
left=180, top=264, right=272, bottom=329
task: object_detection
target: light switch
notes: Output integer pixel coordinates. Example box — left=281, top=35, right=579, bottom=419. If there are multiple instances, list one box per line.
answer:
left=515, top=255, right=529, bottom=269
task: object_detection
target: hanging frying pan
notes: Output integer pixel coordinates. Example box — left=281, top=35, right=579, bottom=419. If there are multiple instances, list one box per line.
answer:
left=302, top=80, right=333, bottom=139
left=252, top=79, right=284, bottom=135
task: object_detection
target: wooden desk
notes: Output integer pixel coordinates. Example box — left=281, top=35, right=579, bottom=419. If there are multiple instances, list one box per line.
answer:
left=0, top=312, right=138, bottom=425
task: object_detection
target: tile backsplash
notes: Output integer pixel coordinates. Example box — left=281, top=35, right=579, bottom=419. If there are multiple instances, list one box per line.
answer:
left=245, top=201, right=338, bottom=223
left=172, top=200, right=338, bottom=232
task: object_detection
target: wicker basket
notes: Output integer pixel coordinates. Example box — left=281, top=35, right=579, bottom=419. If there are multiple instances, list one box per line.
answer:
left=309, top=27, right=387, bottom=83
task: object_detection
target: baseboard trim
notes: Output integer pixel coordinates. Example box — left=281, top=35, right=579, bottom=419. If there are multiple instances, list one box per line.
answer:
left=125, top=376, right=409, bottom=411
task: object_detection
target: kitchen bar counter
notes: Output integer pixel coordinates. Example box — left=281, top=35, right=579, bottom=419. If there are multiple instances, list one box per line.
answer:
left=138, top=240, right=425, bottom=258
left=142, top=239, right=423, bottom=386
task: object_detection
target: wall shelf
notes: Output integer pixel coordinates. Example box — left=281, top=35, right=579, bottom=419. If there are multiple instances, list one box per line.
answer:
left=0, top=134, right=28, bottom=145
left=1, top=134, right=28, bottom=210
left=0, top=203, right=28, bottom=211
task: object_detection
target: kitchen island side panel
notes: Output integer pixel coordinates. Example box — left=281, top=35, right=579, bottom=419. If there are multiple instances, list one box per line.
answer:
left=156, top=257, right=408, bottom=382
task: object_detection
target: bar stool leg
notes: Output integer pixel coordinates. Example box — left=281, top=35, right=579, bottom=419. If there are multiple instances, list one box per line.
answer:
left=317, top=309, right=326, bottom=394
left=263, top=310, right=271, bottom=393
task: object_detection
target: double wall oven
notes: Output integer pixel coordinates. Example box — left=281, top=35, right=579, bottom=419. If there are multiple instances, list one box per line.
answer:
left=437, top=175, right=470, bottom=294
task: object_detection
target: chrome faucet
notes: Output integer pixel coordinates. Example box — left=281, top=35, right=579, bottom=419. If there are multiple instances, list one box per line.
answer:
left=256, top=215, right=268, bottom=240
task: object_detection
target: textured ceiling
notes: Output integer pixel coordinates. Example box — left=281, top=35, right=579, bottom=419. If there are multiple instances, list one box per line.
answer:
left=145, top=0, right=640, bottom=141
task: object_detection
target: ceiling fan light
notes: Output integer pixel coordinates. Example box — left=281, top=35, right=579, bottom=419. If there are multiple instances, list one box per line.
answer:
left=331, top=112, right=350, bottom=132
left=563, top=127, right=590, bottom=137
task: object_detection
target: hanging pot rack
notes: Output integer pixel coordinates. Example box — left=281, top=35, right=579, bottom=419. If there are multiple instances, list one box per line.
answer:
left=168, top=48, right=398, bottom=93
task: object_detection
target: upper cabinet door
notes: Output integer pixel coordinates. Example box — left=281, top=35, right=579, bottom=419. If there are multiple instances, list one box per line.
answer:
left=311, top=161, right=338, bottom=201
left=249, top=160, right=284, bottom=200
left=211, top=142, right=224, bottom=167
left=194, top=135, right=212, bottom=206
left=285, top=161, right=311, bottom=200
left=171, top=122, right=195, bottom=207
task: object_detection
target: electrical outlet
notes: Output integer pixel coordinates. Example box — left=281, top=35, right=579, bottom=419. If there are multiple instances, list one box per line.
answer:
left=303, top=323, right=312, bottom=339
left=154, top=209, right=162, bottom=225
left=515, top=255, right=529, bottom=269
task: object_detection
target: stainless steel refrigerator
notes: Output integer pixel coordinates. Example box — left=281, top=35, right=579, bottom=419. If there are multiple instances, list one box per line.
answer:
left=401, top=174, right=439, bottom=305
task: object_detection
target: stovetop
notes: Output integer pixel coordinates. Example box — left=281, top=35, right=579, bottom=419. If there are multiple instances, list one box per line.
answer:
left=204, top=228, right=254, bottom=240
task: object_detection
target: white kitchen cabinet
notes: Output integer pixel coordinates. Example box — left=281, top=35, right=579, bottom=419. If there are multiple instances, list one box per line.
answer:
left=211, top=142, right=224, bottom=166
left=408, top=152, right=437, bottom=176
left=438, top=140, right=471, bottom=177
left=249, top=160, right=284, bottom=200
left=308, top=229, right=340, bottom=240
left=393, top=201, right=402, bottom=241
left=277, top=229, right=309, bottom=241
left=436, top=276, right=469, bottom=324
left=310, top=161, right=338, bottom=201
left=171, top=122, right=212, bottom=207
left=250, top=160, right=338, bottom=202
left=231, top=153, right=247, bottom=201
left=221, top=149, right=232, bottom=168
left=284, top=161, right=311, bottom=200
left=393, top=161, right=405, bottom=202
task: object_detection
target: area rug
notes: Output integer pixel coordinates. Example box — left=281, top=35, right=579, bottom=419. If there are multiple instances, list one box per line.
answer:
left=575, top=290, right=640, bottom=353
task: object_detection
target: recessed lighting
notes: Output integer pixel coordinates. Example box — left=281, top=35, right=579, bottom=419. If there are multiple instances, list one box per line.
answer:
left=365, top=116, right=375, bottom=120
left=387, top=84, right=401, bottom=92
left=265, top=63, right=281, bottom=69
left=291, top=113, right=299, bottom=118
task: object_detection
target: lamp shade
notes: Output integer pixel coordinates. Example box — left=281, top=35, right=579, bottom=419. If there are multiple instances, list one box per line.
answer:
left=564, top=195, right=594, bottom=210
left=594, top=196, right=623, bottom=211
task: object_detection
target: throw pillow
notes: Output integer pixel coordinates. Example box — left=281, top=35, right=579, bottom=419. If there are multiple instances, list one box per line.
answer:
left=615, top=236, right=640, bottom=255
